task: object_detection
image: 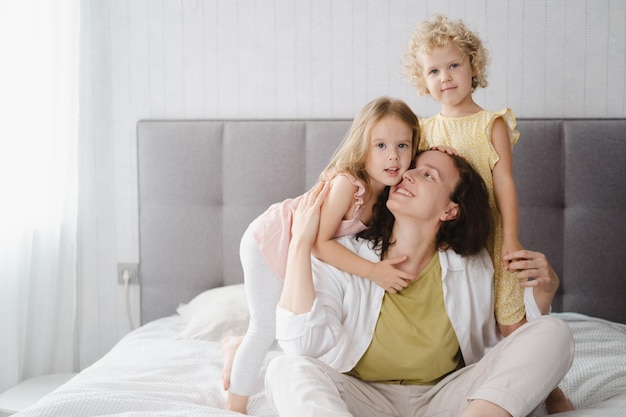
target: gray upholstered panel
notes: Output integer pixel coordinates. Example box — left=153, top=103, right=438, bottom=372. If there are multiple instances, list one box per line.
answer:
left=137, top=121, right=226, bottom=323
left=562, top=120, right=626, bottom=323
left=222, top=122, right=306, bottom=286
left=513, top=120, right=565, bottom=311
left=137, top=120, right=351, bottom=324
left=138, top=118, right=626, bottom=325
left=305, top=121, right=355, bottom=185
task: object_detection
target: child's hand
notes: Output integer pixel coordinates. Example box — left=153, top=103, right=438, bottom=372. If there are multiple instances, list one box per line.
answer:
left=430, top=145, right=459, bottom=155
left=368, top=256, right=416, bottom=293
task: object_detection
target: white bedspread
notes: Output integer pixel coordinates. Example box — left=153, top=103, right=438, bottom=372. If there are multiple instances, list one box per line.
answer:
left=13, top=312, right=626, bottom=417
left=14, top=315, right=280, bottom=417
left=536, top=313, right=626, bottom=417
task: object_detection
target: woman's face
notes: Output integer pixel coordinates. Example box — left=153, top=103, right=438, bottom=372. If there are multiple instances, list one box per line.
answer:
left=386, top=150, right=460, bottom=222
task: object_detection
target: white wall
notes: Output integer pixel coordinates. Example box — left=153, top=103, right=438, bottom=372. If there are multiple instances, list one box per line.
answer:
left=77, top=0, right=626, bottom=367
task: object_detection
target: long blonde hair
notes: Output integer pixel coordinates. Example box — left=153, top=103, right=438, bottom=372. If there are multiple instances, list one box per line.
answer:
left=320, top=97, right=420, bottom=190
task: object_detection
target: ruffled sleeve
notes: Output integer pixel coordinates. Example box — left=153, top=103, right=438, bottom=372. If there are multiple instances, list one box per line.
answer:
left=490, top=108, right=520, bottom=148
left=332, top=173, right=368, bottom=238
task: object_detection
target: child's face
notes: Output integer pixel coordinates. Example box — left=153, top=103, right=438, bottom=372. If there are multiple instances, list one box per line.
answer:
left=364, top=115, right=414, bottom=192
left=420, top=43, right=474, bottom=109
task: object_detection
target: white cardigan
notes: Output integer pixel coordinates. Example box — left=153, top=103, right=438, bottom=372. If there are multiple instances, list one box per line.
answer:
left=275, top=235, right=542, bottom=373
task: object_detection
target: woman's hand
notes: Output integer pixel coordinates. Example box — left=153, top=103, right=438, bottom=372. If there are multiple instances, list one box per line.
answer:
left=503, top=249, right=556, bottom=288
left=503, top=249, right=560, bottom=315
left=291, top=181, right=330, bottom=246
left=501, top=237, right=524, bottom=271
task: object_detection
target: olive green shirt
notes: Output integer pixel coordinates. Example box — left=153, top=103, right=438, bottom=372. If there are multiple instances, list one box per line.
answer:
left=348, top=252, right=463, bottom=385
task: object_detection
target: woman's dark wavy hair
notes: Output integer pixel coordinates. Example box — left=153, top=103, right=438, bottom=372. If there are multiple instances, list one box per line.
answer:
left=358, top=151, right=491, bottom=257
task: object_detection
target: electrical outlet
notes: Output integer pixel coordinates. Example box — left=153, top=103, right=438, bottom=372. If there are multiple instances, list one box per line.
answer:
left=117, top=263, right=139, bottom=285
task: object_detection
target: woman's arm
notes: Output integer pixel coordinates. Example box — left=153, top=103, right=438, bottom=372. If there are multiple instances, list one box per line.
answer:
left=277, top=182, right=346, bottom=357
left=279, top=182, right=328, bottom=314
left=312, top=175, right=414, bottom=293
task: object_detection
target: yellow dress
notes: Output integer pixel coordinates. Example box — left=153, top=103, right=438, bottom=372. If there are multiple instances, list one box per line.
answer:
left=419, top=109, right=524, bottom=325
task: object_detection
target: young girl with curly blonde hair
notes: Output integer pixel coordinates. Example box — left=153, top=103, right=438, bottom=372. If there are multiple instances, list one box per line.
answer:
left=403, top=14, right=572, bottom=414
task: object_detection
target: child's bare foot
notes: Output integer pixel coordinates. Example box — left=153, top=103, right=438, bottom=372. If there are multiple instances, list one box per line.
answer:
left=225, top=391, right=249, bottom=414
left=221, top=335, right=244, bottom=391
left=545, top=387, right=574, bottom=414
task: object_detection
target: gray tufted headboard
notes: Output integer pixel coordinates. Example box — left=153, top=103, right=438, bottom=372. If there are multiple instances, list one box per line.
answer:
left=137, top=119, right=626, bottom=325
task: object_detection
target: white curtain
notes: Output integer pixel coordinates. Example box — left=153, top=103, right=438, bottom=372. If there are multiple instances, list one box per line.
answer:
left=0, top=0, right=79, bottom=392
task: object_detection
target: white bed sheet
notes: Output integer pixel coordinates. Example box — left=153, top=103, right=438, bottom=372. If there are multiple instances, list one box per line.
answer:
left=13, top=312, right=626, bottom=417
left=13, top=315, right=280, bottom=417
left=540, top=313, right=626, bottom=417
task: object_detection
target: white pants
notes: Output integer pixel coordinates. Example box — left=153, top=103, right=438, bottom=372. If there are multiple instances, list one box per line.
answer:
left=265, top=315, right=574, bottom=417
left=229, top=228, right=283, bottom=396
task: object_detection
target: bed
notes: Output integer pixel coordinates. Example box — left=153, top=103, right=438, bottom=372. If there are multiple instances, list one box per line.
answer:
left=12, top=118, right=626, bottom=416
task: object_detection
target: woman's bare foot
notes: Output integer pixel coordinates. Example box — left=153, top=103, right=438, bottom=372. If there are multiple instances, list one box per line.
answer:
left=221, top=335, right=244, bottom=391
left=545, top=387, right=574, bottom=414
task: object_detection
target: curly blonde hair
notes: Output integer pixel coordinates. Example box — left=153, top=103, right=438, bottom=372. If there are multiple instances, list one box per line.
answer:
left=403, top=14, right=489, bottom=96
left=320, top=97, right=420, bottom=189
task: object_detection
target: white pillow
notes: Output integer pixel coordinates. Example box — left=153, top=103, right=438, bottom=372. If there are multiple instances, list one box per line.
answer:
left=176, top=283, right=249, bottom=341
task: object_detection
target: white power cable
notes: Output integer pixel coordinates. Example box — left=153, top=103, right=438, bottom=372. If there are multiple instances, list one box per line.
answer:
left=122, top=269, right=136, bottom=330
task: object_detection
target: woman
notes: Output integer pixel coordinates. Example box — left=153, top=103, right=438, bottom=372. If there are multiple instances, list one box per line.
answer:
left=265, top=150, right=574, bottom=417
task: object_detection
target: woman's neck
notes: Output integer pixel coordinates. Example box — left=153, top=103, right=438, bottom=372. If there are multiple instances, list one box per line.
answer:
left=386, top=221, right=438, bottom=276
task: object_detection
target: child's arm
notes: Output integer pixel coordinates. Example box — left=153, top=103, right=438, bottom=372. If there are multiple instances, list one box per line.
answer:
left=311, top=175, right=415, bottom=293
left=491, top=117, right=523, bottom=260
left=492, top=118, right=526, bottom=336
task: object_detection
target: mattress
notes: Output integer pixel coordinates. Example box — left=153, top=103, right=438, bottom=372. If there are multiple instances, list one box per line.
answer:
left=12, top=312, right=626, bottom=416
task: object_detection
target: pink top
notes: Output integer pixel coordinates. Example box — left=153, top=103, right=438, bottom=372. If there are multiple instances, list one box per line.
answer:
left=249, top=174, right=368, bottom=280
